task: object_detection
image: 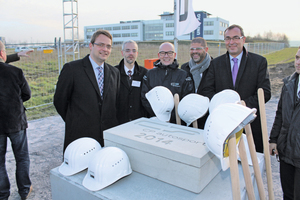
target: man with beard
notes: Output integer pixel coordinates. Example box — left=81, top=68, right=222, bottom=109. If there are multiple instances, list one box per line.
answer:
left=181, top=37, right=212, bottom=93
left=181, top=37, right=212, bottom=129
left=115, top=40, right=148, bottom=124
left=141, top=42, right=194, bottom=123
left=54, top=29, right=120, bottom=151
left=200, top=24, right=271, bottom=153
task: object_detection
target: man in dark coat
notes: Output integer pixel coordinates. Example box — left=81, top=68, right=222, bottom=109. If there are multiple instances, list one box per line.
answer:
left=54, top=29, right=120, bottom=151
left=115, top=40, right=148, bottom=124
left=0, top=41, right=32, bottom=200
left=199, top=25, right=271, bottom=153
left=141, top=42, right=194, bottom=124
left=6, top=50, right=33, bottom=64
left=269, top=47, right=300, bottom=200
left=181, top=37, right=212, bottom=129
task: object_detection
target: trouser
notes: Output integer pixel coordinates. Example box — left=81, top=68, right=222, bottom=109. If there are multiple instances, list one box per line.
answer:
left=0, top=129, right=31, bottom=199
left=280, top=159, right=300, bottom=200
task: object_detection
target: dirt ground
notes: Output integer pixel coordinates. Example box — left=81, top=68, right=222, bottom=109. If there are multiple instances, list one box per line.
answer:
left=269, top=61, right=296, bottom=98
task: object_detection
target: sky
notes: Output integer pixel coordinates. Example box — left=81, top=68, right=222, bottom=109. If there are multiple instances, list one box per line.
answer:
left=1, top=0, right=299, bottom=44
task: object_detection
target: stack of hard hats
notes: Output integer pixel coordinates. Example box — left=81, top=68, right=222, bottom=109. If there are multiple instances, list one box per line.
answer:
left=58, top=137, right=132, bottom=191
left=177, top=93, right=209, bottom=126
left=209, top=89, right=241, bottom=114
left=204, top=101, right=257, bottom=171
left=146, top=86, right=174, bottom=122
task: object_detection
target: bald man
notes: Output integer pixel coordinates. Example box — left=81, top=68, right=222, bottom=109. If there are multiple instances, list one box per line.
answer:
left=141, top=42, right=194, bottom=123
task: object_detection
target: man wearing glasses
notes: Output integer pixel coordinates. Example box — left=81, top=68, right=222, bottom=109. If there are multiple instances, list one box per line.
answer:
left=141, top=42, right=194, bottom=124
left=54, top=29, right=120, bottom=152
left=115, top=40, right=148, bottom=125
left=200, top=24, right=271, bottom=153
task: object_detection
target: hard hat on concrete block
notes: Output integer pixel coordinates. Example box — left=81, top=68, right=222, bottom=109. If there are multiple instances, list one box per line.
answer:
left=178, top=93, right=209, bottom=126
left=59, top=137, right=102, bottom=176
left=82, top=147, right=132, bottom=191
left=145, top=86, right=174, bottom=122
left=209, top=89, right=241, bottom=114
left=203, top=103, right=256, bottom=171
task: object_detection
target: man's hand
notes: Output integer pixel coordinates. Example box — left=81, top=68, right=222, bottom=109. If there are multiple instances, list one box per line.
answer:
left=17, top=50, right=34, bottom=58
left=269, top=143, right=278, bottom=155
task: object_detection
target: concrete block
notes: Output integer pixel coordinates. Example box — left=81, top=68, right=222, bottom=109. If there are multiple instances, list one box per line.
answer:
left=104, top=118, right=221, bottom=193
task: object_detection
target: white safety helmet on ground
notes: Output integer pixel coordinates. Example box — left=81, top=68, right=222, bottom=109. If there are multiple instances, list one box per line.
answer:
left=145, top=86, right=174, bottom=122
left=209, top=89, right=241, bottom=114
left=204, top=103, right=257, bottom=171
left=178, top=93, right=209, bottom=126
left=59, top=137, right=102, bottom=176
left=82, top=146, right=132, bottom=191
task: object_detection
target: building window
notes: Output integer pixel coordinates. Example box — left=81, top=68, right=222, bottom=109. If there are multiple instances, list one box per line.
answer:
left=204, top=21, right=214, bottom=26
left=166, top=31, right=174, bottom=36
left=204, top=30, right=214, bottom=35
left=113, top=26, right=121, bottom=30
left=113, top=34, right=121, bottom=38
left=86, top=28, right=95, bottom=32
left=122, top=33, right=130, bottom=37
left=104, top=27, right=112, bottom=31
left=219, top=31, right=224, bottom=35
left=166, top=23, right=174, bottom=28
left=131, top=25, right=138, bottom=29
left=122, top=26, right=130, bottom=30
left=87, top=35, right=92, bottom=39
left=131, top=33, right=138, bottom=37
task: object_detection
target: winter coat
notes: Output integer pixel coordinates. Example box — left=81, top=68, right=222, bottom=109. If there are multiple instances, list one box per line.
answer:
left=115, top=59, right=148, bottom=124
left=270, top=72, right=300, bottom=167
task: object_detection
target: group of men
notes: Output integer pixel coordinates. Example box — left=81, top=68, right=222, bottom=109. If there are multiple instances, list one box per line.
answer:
left=1, top=24, right=299, bottom=199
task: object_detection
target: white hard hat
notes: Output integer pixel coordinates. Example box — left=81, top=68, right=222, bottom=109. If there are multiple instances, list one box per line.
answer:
left=204, top=103, right=256, bottom=171
left=59, top=137, right=102, bottom=176
left=82, top=147, right=132, bottom=191
left=209, top=89, right=241, bottom=114
left=178, top=93, right=209, bottom=126
left=145, top=86, right=174, bottom=122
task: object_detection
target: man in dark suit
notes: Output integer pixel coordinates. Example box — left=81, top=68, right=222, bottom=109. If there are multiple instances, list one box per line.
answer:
left=0, top=41, right=32, bottom=200
left=54, top=29, right=120, bottom=151
left=115, top=40, right=148, bottom=125
left=199, top=24, right=271, bottom=153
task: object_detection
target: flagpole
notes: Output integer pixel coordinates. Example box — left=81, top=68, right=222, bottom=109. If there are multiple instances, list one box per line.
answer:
left=174, top=0, right=178, bottom=58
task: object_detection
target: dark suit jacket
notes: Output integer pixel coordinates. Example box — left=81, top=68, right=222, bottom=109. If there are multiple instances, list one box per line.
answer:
left=199, top=47, right=271, bottom=152
left=6, top=54, right=20, bottom=64
left=115, top=59, right=148, bottom=125
left=54, top=55, right=120, bottom=151
left=0, top=62, right=31, bottom=134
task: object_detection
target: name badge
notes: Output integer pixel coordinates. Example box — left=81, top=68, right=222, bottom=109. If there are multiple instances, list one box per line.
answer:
left=131, top=80, right=141, bottom=87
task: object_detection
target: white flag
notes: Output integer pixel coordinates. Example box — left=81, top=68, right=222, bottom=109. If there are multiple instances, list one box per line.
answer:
left=175, top=0, right=201, bottom=37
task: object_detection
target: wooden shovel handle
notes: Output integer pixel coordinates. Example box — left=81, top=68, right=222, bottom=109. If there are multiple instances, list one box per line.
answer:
left=174, top=93, right=181, bottom=125
left=258, top=88, right=274, bottom=200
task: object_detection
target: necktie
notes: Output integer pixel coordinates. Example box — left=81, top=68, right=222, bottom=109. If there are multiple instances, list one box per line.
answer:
left=97, top=67, right=104, bottom=97
left=128, top=70, right=132, bottom=80
left=232, top=58, right=238, bottom=86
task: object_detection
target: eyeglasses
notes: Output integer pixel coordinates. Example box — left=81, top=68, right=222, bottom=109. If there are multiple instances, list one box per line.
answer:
left=190, top=47, right=205, bottom=51
left=93, top=42, right=112, bottom=50
left=159, top=51, right=174, bottom=56
left=124, top=49, right=137, bottom=53
left=224, top=36, right=244, bottom=42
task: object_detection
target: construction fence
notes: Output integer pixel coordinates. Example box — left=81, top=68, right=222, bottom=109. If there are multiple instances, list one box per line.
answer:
left=5, top=41, right=284, bottom=109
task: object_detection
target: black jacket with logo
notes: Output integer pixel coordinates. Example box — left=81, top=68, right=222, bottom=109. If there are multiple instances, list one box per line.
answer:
left=141, top=59, right=194, bottom=123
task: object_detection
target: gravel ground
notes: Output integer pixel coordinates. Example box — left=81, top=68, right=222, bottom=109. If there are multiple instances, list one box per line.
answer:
left=4, top=96, right=283, bottom=200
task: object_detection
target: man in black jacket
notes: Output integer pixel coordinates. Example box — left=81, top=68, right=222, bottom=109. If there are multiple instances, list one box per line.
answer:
left=0, top=41, right=32, bottom=200
left=6, top=50, right=33, bottom=64
left=269, top=47, right=300, bottom=200
left=115, top=40, right=148, bottom=124
left=181, top=37, right=212, bottom=129
left=141, top=42, right=194, bottom=123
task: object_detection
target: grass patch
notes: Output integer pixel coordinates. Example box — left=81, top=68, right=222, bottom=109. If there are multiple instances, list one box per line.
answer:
left=265, top=47, right=297, bottom=66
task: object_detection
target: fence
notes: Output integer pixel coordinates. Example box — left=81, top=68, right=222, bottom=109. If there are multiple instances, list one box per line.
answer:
left=5, top=41, right=284, bottom=110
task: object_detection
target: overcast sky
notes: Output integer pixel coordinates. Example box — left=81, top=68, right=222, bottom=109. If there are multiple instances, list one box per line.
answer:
left=1, top=0, right=299, bottom=44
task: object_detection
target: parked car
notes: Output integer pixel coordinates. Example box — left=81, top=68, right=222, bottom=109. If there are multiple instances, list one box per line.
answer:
left=37, top=46, right=54, bottom=51
left=14, top=46, right=34, bottom=53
